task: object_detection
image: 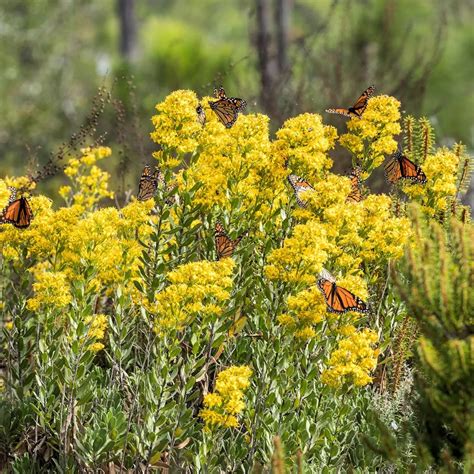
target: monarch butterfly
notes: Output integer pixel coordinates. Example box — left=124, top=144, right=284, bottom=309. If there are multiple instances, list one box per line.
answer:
left=346, top=168, right=363, bottom=203
left=196, top=104, right=206, bottom=126
left=287, top=174, right=314, bottom=208
left=326, top=85, right=375, bottom=118
left=317, top=268, right=369, bottom=314
left=137, top=165, right=164, bottom=201
left=384, top=150, right=427, bottom=184
left=214, top=222, right=246, bottom=260
left=209, top=87, right=247, bottom=128
left=1, top=192, right=34, bottom=229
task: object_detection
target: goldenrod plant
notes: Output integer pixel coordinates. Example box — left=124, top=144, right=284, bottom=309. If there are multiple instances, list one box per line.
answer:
left=0, top=88, right=471, bottom=471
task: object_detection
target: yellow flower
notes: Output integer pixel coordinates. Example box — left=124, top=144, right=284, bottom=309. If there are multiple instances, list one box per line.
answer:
left=294, top=326, right=316, bottom=340
left=150, top=89, right=202, bottom=160
left=321, top=328, right=379, bottom=388
left=339, top=95, right=400, bottom=172
left=4, top=175, right=36, bottom=192
left=286, top=286, right=327, bottom=326
left=214, top=365, right=252, bottom=396
left=177, top=109, right=286, bottom=213
left=402, top=148, right=459, bottom=215
left=84, top=314, right=108, bottom=351
left=0, top=179, right=11, bottom=210
left=62, top=147, right=114, bottom=210
left=277, top=314, right=296, bottom=327
left=265, top=221, right=330, bottom=284
left=274, top=113, right=337, bottom=179
left=200, top=410, right=239, bottom=429
left=147, top=259, right=235, bottom=331
left=85, top=314, right=108, bottom=340
left=27, top=269, right=72, bottom=311
left=200, top=365, right=252, bottom=430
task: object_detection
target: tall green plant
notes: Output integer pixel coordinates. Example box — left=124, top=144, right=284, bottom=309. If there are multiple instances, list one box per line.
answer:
left=393, top=207, right=474, bottom=470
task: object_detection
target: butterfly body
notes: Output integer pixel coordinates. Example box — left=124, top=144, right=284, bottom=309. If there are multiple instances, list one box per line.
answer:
left=384, top=150, right=426, bottom=184
left=317, top=269, right=368, bottom=314
left=1, top=196, right=33, bottom=228
left=209, top=87, right=247, bottom=128
left=326, top=85, right=375, bottom=118
left=214, top=222, right=246, bottom=259
left=287, top=174, right=314, bottom=208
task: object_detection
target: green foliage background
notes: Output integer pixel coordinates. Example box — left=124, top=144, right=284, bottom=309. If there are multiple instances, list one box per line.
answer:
left=0, top=0, right=472, bottom=189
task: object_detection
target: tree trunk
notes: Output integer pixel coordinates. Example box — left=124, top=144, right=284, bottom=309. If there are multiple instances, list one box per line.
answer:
left=117, top=0, right=137, bottom=61
left=275, top=0, right=291, bottom=74
left=255, top=0, right=278, bottom=117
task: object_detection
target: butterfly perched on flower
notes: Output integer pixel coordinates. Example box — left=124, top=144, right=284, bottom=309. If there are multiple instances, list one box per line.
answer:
left=208, top=87, right=247, bottom=128
left=317, top=268, right=369, bottom=314
left=346, top=168, right=363, bottom=203
left=326, top=85, right=375, bottom=118
left=214, top=222, right=246, bottom=260
left=0, top=188, right=34, bottom=229
left=384, top=150, right=427, bottom=184
left=137, top=165, right=164, bottom=201
left=196, top=104, right=206, bottom=126
left=287, top=174, right=314, bottom=208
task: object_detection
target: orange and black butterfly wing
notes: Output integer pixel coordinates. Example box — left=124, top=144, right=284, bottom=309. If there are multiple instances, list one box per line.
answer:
left=18, top=198, right=33, bottom=228
left=385, top=151, right=426, bottom=184
left=214, top=222, right=246, bottom=259
left=346, top=168, right=363, bottom=203
left=400, top=154, right=427, bottom=184
left=137, top=166, right=161, bottom=201
left=209, top=99, right=240, bottom=128
left=318, top=278, right=368, bottom=314
left=209, top=87, right=247, bottom=128
left=350, top=85, right=375, bottom=117
left=384, top=155, right=402, bottom=184
left=215, top=222, right=236, bottom=259
left=326, top=85, right=374, bottom=118
left=1, top=197, right=33, bottom=229
left=209, top=98, right=247, bottom=128
left=318, top=279, right=343, bottom=311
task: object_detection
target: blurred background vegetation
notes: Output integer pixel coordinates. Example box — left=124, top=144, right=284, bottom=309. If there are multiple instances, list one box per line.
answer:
left=0, top=0, right=472, bottom=202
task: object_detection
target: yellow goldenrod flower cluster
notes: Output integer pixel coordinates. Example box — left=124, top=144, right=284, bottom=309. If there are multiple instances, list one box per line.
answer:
left=266, top=192, right=409, bottom=300
left=273, top=113, right=338, bottom=179
left=146, top=259, right=235, bottom=332
left=150, top=89, right=203, bottom=160
left=256, top=94, right=412, bottom=391
left=401, top=148, right=459, bottom=215
left=59, top=146, right=114, bottom=210
left=265, top=221, right=330, bottom=284
left=150, top=90, right=287, bottom=214
left=26, top=268, right=72, bottom=311
left=0, top=151, right=155, bottom=312
left=200, top=365, right=252, bottom=429
left=339, top=95, right=400, bottom=171
left=321, top=327, right=379, bottom=388
left=0, top=179, right=11, bottom=209
left=84, top=313, right=108, bottom=352
left=279, top=286, right=327, bottom=329
left=4, top=175, right=36, bottom=192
